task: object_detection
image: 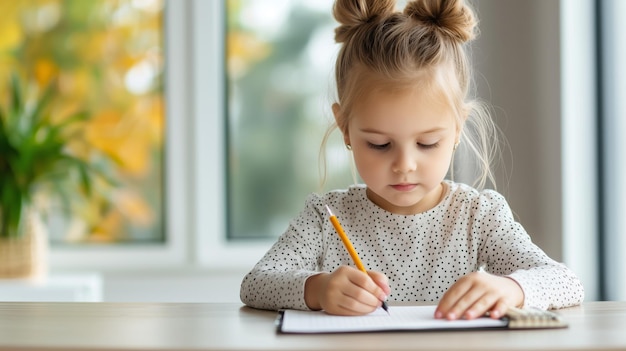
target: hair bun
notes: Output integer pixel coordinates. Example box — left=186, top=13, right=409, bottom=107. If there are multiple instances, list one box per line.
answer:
left=333, top=0, right=396, bottom=43
left=404, top=0, right=477, bottom=43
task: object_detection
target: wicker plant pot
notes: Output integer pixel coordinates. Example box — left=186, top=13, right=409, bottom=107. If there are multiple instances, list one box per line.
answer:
left=0, top=210, right=48, bottom=280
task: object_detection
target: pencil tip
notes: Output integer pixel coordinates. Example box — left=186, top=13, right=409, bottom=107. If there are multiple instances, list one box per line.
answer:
left=382, top=301, right=390, bottom=314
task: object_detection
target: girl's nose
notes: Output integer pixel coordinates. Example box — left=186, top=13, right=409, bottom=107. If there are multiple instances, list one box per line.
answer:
left=391, top=148, right=417, bottom=174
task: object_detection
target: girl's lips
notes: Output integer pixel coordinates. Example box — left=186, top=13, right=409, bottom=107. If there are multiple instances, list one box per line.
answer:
left=391, top=183, right=417, bottom=191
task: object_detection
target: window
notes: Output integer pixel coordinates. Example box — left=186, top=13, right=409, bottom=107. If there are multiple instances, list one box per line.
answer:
left=195, top=0, right=354, bottom=268
left=1, top=1, right=166, bottom=247
left=225, top=0, right=350, bottom=240
left=45, top=0, right=188, bottom=269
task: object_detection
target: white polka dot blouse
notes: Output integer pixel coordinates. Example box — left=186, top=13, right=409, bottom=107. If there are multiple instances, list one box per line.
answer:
left=240, top=180, right=584, bottom=311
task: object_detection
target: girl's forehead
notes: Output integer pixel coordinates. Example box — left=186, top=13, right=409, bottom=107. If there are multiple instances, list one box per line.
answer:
left=350, top=87, right=458, bottom=132
left=343, top=63, right=461, bottom=114
left=355, top=85, right=453, bottom=115
left=363, top=84, right=447, bottom=103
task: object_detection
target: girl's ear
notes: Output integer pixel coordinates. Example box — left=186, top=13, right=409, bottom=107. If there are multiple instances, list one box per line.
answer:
left=455, top=111, right=468, bottom=145
left=332, top=103, right=351, bottom=146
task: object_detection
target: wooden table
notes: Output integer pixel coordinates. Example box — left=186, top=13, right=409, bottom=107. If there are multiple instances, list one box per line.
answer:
left=0, top=301, right=624, bottom=351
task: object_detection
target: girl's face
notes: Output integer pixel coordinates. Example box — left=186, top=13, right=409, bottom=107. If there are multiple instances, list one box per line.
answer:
left=336, top=86, right=460, bottom=215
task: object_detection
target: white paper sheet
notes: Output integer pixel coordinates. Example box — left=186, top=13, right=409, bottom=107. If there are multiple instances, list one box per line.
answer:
left=278, top=305, right=508, bottom=333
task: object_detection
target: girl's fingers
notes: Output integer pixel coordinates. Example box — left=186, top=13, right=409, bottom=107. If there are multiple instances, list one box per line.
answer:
left=344, top=277, right=381, bottom=305
left=322, top=266, right=387, bottom=315
left=346, top=270, right=387, bottom=307
left=488, top=300, right=510, bottom=319
left=462, top=292, right=499, bottom=319
left=368, top=270, right=391, bottom=297
left=435, top=275, right=474, bottom=318
left=435, top=273, right=525, bottom=320
left=444, top=287, right=488, bottom=320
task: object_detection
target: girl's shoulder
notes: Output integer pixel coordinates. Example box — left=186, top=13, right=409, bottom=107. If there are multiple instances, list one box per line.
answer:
left=445, top=180, right=511, bottom=214
left=302, top=185, right=372, bottom=219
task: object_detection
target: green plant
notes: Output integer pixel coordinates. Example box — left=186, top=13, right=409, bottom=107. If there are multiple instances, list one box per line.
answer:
left=0, top=74, right=105, bottom=239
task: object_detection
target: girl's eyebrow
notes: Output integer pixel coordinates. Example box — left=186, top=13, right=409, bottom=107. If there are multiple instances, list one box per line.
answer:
left=359, top=126, right=448, bottom=135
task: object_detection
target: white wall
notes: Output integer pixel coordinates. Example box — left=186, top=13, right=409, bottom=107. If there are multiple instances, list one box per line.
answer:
left=472, top=0, right=563, bottom=259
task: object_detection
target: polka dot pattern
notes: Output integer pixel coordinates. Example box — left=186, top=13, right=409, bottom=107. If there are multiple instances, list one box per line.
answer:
left=240, top=181, right=584, bottom=311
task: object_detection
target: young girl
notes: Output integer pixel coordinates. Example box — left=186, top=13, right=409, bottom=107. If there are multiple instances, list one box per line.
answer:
left=240, top=0, right=584, bottom=320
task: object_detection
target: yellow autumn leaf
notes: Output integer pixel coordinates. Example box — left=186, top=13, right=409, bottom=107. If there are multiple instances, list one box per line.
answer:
left=34, top=58, right=59, bottom=87
left=115, top=135, right=151, bottom=176
left=88, top=210, right=124, bottom=243
left=0, top=2, right=22, bottom=52
left=0, top=56, right=18, bottom=82
left=0, top=23, right=21, bottom=52
left=49, top=98, right=82, bottom=125
left=115, top=190, right=154, bottom=227
left=116, top=55, right=144, bottom=72
left=85, top=110, right=128, bottom=160
left=132, top=96, right=164, bottom=144
left=82, top=32, right=110, bottom=63
left=85, top=110, right=153, bottom=176
left=57, top=69, right=92, bottom=103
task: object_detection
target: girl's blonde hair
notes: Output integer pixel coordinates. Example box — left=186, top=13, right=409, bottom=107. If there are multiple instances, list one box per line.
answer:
left=320, top=0, right=498, bottom=190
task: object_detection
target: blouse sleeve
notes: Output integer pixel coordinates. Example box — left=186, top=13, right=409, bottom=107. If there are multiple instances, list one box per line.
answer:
left=475, top=191, right=585, bottom=309
left=239, top=193, right=326, bottom=311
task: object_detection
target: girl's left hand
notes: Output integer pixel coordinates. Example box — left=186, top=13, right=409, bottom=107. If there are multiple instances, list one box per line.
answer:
left=434, top=271, right=524, bottom=320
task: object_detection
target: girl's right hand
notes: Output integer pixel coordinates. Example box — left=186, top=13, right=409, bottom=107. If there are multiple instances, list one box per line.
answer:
left=304, top=265, right=390, bottom=315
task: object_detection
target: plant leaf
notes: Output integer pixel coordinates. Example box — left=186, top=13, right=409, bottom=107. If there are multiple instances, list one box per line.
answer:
left=9, top=73, right=23, bottom=118
left=26, top=79, right=55, bottom=127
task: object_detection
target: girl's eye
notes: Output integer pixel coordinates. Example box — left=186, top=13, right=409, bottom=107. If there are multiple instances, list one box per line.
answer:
left=418, top=142, right=439, bottom=149
left=367, top=142, right=390, bottom=150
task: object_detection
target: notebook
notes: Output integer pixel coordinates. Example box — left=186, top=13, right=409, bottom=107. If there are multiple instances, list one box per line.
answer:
left=277, top=305, right=567, bottom=334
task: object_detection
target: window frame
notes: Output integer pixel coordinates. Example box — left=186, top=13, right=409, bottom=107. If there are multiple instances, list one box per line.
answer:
left=49, top=0, right=276, bottom=272
left=599, top=0, right=626, bottom=300
left=192, top=0, right=275, bottom=270
left=49, top=0, right=190, bottom=270
left=560, top=0, right=600, bottom=300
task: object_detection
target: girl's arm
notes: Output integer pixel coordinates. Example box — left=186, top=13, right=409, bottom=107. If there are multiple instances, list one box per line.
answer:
left=240, top=194, right=327, bottom=311
left=436, top=190, right=584, bottom=320
left=477, top=191, right=585, bottom=310
left=239, top=226, right=322, bottom=311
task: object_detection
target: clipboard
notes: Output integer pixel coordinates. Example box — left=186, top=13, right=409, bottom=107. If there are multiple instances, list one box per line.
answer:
left=276, top=305, right=567, bottom=334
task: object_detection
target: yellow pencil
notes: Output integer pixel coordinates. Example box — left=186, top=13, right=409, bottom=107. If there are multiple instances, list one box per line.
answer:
left=325, top=205, right=389, bottom=314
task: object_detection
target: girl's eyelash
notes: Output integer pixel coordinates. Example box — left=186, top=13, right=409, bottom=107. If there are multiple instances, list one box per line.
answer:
left=419, top=142, right=439, bottom=149
left=366, top=142, right=440, bottom=150
left=367, top=142, right=390, bottom=150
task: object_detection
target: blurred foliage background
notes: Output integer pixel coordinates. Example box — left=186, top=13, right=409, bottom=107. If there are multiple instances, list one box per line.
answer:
left=0, top=0, right=164, bottom=244
left=1, top=0, right=354, bottom=244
